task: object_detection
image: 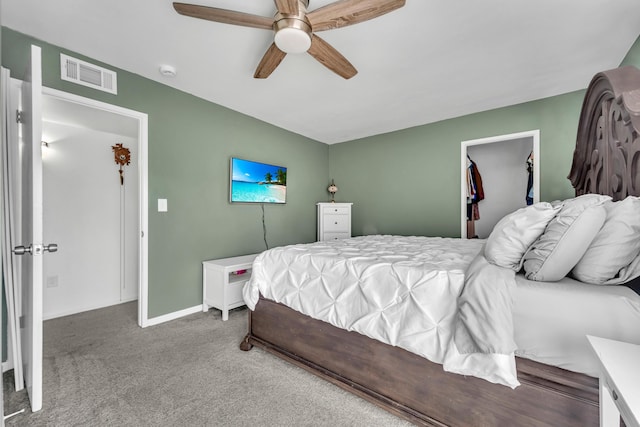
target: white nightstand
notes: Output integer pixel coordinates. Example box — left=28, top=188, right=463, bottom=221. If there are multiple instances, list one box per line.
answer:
left=202, top=254, right=258, bottom=321
left=317, top=202, right=352, bottom=241
left=587, top=335, right=640, bottom=427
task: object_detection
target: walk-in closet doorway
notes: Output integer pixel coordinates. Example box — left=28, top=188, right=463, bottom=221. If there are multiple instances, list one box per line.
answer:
left=460, top=130, right=540, bottom=239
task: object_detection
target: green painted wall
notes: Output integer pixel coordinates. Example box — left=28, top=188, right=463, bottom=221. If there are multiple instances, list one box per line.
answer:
left=329, top=35, right=640, bottom=239
left=621, top=35, right=640, bottom=67
left=1, top=28, right=328, bottom=318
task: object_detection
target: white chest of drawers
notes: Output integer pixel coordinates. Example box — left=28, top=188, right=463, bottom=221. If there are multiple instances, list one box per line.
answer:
left=317, top=202, right=352, bottom=241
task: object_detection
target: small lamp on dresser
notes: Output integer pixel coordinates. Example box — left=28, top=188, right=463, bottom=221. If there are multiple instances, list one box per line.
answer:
left=328, top=179, right=338, bottom=202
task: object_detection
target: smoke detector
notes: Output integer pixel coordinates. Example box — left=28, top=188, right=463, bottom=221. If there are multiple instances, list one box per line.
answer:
left=159, top=65, right=177, bottom=78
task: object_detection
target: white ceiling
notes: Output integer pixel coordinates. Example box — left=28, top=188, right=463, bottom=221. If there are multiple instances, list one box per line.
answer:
left=3, top=0, right=640, bottom=144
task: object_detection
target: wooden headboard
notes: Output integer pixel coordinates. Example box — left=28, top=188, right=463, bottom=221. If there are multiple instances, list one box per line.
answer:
left=568, top=65, right=640, bottom=201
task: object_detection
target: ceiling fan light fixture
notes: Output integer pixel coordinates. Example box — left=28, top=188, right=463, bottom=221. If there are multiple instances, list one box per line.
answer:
left=275, top=28, right=311, bottom=53
left=273, top=16, right=312, bottom=54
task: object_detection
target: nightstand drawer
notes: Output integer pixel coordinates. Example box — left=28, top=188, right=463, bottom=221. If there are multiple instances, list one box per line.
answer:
left=323, top=214, right=349, bottom=232
left=322, top=206, right=350, bottom=215
left=324, top=232, right=350, bottom=241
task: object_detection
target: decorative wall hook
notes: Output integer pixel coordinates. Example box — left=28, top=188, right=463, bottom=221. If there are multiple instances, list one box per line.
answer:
left=112, top=143, right=131, bottom=185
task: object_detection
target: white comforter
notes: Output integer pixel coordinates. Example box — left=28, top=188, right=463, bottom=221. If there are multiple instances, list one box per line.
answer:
left=243, top=235, right=520, bottom=388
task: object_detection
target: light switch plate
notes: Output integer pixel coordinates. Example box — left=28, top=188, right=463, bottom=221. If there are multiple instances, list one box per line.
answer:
left=158, top=198, right=168, bottom=212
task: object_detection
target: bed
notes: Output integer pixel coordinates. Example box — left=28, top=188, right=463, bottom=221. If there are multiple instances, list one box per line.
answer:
left=239, top=65, right=640, bottom=426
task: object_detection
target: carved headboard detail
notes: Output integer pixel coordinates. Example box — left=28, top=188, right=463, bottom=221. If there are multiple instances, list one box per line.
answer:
left=568, top=66, right=640, bottom=201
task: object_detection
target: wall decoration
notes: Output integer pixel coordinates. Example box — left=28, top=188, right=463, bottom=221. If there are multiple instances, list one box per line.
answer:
left=112, top=143, right=131, bottom=185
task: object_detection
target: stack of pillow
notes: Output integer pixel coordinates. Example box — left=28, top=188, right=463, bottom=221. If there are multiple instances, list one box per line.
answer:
left=484, top=194, right=640, bottom=285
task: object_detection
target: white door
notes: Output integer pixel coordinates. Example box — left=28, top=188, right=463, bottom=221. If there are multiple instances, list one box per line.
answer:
left=14, top=44, right=46, bottom=412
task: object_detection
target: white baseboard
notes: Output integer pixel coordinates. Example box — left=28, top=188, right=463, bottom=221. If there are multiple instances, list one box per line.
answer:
left=142, top=304, right=203, bottom=328
left=2, top=359, right=14, bottom=373
left=43, top=299, right=201, bottom=327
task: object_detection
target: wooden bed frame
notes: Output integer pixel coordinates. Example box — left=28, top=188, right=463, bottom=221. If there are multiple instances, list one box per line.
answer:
left=240, top=66, right=640, bottom=426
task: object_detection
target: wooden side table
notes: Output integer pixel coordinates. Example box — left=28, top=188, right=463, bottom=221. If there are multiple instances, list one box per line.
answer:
left=202, top=254, right=258, bottom=321
left=587, top=335, right=640, bottom=427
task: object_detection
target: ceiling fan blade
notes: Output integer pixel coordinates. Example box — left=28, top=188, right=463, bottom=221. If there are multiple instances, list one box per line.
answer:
left=254, top=43, right=288, bottom=79
left=173, top=3, right=274, bottom=30
left=307, top=35, right=357, bottom=79
left=274, top=0, right=299, bottom=15
left=307, top=0, right=405, bottom=31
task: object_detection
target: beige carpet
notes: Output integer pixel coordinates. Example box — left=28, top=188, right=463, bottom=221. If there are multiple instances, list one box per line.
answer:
left=3, top=302, right=412, bottom=426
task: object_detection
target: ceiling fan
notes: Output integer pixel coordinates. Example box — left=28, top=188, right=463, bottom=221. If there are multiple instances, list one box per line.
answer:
left=173, top=0, right=406, bottom=79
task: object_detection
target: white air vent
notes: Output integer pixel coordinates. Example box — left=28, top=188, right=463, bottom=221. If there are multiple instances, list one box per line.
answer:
left=60, top=54, right=117, bottom=94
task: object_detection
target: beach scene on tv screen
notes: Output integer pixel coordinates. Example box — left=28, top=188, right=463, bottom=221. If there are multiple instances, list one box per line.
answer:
left=231, top=158, right=287, bottom=203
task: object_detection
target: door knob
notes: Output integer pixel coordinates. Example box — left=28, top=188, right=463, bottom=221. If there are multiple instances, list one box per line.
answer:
left=12, top=243, right=58, bottom=255
left=44, top=244, right=58, bottom=253
left=12, top=245, right=32, bottom=255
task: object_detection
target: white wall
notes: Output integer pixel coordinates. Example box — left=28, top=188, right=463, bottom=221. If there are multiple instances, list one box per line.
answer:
left=467, top=137, right=532, bottom=238
left=42, top=122, right=138, bottom=319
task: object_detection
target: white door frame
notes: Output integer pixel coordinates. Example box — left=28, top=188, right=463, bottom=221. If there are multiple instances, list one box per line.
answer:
left=41, top=87, right=150, bottom=327
left=460, top=130, right=540, bottom=238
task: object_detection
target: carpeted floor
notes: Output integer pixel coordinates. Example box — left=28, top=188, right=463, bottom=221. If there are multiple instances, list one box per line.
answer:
left=3, top=302, right=412, bottom=426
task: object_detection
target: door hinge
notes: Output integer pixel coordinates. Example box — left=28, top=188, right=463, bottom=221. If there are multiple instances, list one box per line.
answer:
left=19, top=315, right=24, bottom=328
left=16, top=110, right=23, bottom=123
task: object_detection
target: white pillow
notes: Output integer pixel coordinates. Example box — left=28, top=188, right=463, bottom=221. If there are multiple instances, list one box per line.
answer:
left=523, top=195, right=609, bottom=281
left=572, top=196, right=640, bottom=284
left=607, top=251, right=640, bottom=284
left=484, top=202, right=561, bottom=270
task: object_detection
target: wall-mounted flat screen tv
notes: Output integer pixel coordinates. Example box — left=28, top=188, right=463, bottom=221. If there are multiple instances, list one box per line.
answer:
left=230, top=157, right=287, bottom=204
